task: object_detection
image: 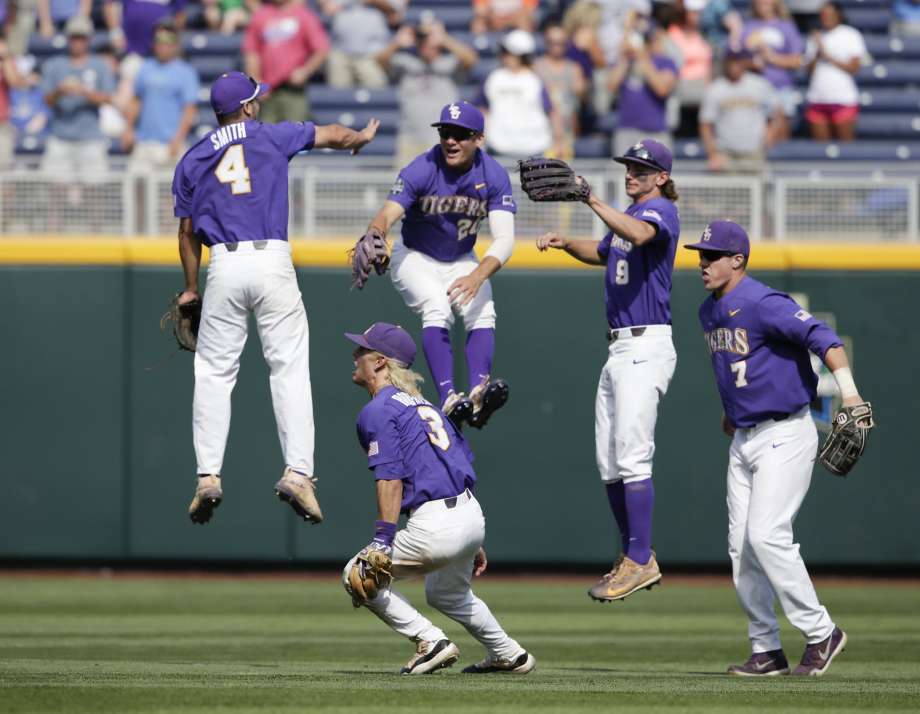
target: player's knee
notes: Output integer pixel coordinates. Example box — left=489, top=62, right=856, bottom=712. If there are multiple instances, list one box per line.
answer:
left=461, top=301, right=496, bottom=332
left=745, top=526, right=785, bottom=555
left=425, top=585, right=464, bottom=611
left=421, top=304, right=454, bottom=329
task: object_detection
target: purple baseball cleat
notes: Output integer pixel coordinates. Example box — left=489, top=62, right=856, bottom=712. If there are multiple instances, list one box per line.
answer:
left=791, top=627, right=847, bottom=677
left=727, top=649, right=790, bottom=676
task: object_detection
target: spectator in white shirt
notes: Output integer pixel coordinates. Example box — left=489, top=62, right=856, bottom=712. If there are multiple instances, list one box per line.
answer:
left=803, top=1, right=867, bottom=141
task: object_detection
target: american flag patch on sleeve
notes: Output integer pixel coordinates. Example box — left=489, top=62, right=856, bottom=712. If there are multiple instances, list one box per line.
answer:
left=368, top=441, right=379, bottom=456
left=794, top=309, right=813, bottom=322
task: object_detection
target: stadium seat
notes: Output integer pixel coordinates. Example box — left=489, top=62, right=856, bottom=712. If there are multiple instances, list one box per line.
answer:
left=189, top=55, right=242, bottom=82
left=312, top=108, right=400, bottom=133
left=855, top=60, right=920, bottom=86
left=767, top=139, right=920, bottom=160
left=864, top=33, right=920, bottom=59
left=182, top=32, right=242, bottom=56
left=574, top=135, right=611, bottom=158
left=857, top=112, right=920, bottom=137
left=859, top=88, right=920, bottom=111
left=308, top=86, right=399, bottom=110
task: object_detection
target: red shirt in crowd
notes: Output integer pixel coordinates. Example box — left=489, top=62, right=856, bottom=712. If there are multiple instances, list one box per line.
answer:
left=243, top=2, right=330, bottom=89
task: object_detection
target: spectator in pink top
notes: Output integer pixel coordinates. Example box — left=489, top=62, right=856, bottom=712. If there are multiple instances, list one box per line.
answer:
left=243, top=0, right=330, bottom=123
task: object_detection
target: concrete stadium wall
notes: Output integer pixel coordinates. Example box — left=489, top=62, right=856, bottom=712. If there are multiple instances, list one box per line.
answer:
left=1, top=244, right=917, bottom=566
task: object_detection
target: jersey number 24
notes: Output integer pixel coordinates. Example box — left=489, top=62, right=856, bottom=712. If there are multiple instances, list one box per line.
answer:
left=215, top=144, right=252, bottom=195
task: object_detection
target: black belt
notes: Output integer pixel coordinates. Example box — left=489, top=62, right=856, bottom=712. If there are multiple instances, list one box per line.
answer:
left=607, top=326, right=647, bottom=342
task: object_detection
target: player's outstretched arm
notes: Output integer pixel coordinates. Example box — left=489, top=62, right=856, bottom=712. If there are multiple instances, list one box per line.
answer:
left=367, top=200, right=405, bottom=238
left=314, top=118, right=380, bottom=154
left=584, top=194, right=657, bottom=246
left=823, top=346, right=865, bottom=408
left=536, top=232, right=604, bottom=265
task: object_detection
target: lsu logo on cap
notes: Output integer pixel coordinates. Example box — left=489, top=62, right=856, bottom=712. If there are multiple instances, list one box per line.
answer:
left=701, top=225, right=712, bottom=241
left=449, top=103, right=462, bottom=120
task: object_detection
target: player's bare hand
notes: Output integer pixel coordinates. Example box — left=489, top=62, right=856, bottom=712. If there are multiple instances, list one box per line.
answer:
left=536, top=232, right=568, bottom=251
left=707, top=152, right=726, bottom=172
left=721, top=413, right=735, bottom=437
left=178, top=290, right=200, bottom=305
left=120, top=127, right=135, bottom=152
left=351, top=118, right=380, bottom=155
left=473, top=547, right=488, bottom=576
left=448, top=273, right=484, bottom=306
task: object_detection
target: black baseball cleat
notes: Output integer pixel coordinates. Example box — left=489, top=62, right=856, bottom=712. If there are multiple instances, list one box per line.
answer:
left=468, top=379, right=509, bottom=429
left=462, top=651, right=536, bottom=674
left=442, top=391, right=474, bottom=431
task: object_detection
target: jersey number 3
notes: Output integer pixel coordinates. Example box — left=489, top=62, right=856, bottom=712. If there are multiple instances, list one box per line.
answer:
left=215, top=144, right=252, bottom=195
left=417, top=406, right=451, bottom=451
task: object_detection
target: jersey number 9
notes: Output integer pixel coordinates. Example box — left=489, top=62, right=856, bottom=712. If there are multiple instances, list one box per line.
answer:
left=417, top=405, right=451, bottom=451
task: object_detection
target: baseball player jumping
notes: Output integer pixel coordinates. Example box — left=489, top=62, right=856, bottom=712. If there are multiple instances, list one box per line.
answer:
left=356, top=101, right=517, bottom=431
left=342, top=322, right=535, bottom=675
left=173, top=71, right=378, bottom=525
left=534, top=140, right=680, bottom=602
left=685, top=220, right=868, bottom=676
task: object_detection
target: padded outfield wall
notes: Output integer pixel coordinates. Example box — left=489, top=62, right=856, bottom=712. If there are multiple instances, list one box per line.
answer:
left=0, top=239, right=917, bottom=566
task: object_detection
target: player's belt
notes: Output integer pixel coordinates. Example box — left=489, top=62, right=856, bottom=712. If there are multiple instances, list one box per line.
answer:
left=209, top=240, right=291, bottom=255
left=606, top=324, right=672, bottom=342
left=411, top=488, right=472, bottom=517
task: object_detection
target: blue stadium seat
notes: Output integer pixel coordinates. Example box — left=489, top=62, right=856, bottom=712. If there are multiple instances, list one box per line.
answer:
left=767, top=139, right=920, bottom=160
left=857, top=112, right=920, bottom=137
left=854, top=60, right=920, bottom=86
left=312, top=108, right=400, bottom=133
left=859, top=88, right=920, bottom=111
left=335, top=133, right=396, bottom=156
left=843, top=7, right=893, bottom=30
left=574, top=135, right=610, bottom=158
left=189, top=55, right=241, bottom=82
left=28, top=34, right=69, bottom=58
left=863, top=33, right=920, bottom=59
left=15, top=134, right=45, bottom=155
left=308, top=86, right=399, bottom=110
left=595, top=112, right=618, bottom=134
left=182, top=32, right=242, bottom=57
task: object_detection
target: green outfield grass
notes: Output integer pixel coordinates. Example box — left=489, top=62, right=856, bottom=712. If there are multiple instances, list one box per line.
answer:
left=1, top=574, right=918, bottom=713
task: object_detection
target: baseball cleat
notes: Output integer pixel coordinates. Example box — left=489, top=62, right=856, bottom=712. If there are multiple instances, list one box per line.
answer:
left=462, top=651, right=536, bottom=675
left=274, top=467, right=323, bottom=524
left=727, top=649, right=790, bottom=676
left=588, top=552, right=661, bottom=602
left=400, top=639, right=460, bottom=675
left=442, top=391, right=474, bottom=431
left=188, top=474, right=222, bottom=524
left=468, top=379, right=509, bottom=429
left=791, top=627, right=847, bottom=677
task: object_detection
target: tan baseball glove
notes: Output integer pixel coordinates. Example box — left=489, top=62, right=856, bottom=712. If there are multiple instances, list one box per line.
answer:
left=347, top=547, right=393, bottom=607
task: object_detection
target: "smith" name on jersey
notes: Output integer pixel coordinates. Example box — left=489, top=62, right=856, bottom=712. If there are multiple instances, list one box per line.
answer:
left=210, top=122, right=247, bottom=152
left=704, top=327, right=749, bottom=355
left=418, top=195, right=489, bottom=218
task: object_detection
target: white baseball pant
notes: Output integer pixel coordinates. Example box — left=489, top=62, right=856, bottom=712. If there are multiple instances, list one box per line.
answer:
left=389, top=240, right=497, bottom=330
left=342, top=491, right=524, bottom=661
left=595, top=326, right=677, bottom=484
left=727, top=406, right=836, bottom=651
left=193, top=240, right=315, bottom=476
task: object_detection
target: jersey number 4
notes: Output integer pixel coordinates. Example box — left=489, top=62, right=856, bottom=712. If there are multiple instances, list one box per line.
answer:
left=215, top=144, right=252, bottom=195
left=417, top=405, right=451, bottom=451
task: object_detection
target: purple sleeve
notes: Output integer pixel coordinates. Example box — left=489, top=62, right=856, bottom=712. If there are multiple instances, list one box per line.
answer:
left=172, top=159, right=193, bottom=218
left=266, top=121, right=316, bottom=159
left=783, top=20, right=804, bottom=54
left=597, top=232, right=612, bottom=262
left=635, top=203, right=676, bottom=243
left=757, top=294, right=844, bottom=358
left=357, top=407, right=404, bottom=476
left=655, top=55, right=679, bottom=75
left=541, top=84, right=552, bottom=114
left=387, top=164, right=422, bottom=211
left=486, top=163, right=516, bottom=213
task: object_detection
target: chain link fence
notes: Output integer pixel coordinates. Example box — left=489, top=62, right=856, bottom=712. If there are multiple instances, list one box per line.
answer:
left=2, top=169, right=918, bottom=242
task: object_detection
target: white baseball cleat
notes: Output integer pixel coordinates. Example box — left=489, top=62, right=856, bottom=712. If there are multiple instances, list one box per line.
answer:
left=188, top=474, right=222, bottom=524
left=462, top=651, right=536, bottom=674
left=274, top=467, right=324, bottom=524
left=399, top=639, right=460, bottom=675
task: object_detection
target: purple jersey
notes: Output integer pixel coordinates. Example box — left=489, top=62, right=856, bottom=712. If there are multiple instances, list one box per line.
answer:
left=388, top=146, right=516, bottom=263
left=597, top=197, right=680, bottom=329
left=119, top=0, right=188, bottom=56
left=356, top=385, right=476, bottom=512
left=698, top=275, right=843, bottom=428
left=172, top=120, right=315, bottom=246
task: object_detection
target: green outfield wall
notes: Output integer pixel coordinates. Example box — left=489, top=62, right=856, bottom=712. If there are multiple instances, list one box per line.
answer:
left=1, top=265, right=916, bottom=566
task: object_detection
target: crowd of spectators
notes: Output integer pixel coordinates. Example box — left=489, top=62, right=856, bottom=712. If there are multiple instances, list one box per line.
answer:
left=0, top=0, right=893, bottom=172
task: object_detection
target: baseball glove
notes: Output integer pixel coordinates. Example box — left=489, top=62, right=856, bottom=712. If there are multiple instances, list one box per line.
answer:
left=818, top=402, right=874, bottom=477
left=160, top=293, right=201, bottom=352
left=347, top=547, right=393, bottom=607
left=519, top=156, right=591, bottom=203
left=349, top=228, right=390, bottom=290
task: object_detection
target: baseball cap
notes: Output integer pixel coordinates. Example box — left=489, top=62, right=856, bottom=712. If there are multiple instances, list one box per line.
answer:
left=344, top=323, right=417, bottom=366
left=210, top=71, right=270, bottom=116
left=431, top=101, right=485, bottom=134
left=65, top=15, right=93, bottom=37
left=613, top=139, right=673, bottom=173
left=684, top=220, right=751, bottom=257
left=501, top=29, right=536, bottom=56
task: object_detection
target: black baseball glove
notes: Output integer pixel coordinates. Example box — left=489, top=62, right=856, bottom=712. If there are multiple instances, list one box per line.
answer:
left=519, top=156, right=591, bottom=202
left=819, top=401, right=874, bottom=477
left=160, top=293, right=201, bottom=352
left=349, top=228, right=390, bottom=290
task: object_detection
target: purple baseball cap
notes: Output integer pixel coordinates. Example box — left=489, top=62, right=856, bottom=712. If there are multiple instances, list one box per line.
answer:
left=684, top=220, right=751, bottom=257
left=613, top=139, right=673, bottom=173
left=344, top=322, right=417, bottom=366
left=210, top=71, right=270, bottom=116
left=431, top=101, right=485, bottom=134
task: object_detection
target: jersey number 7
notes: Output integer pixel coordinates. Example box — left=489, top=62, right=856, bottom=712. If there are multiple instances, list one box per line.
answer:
left=215, top=144, right=252, bottom=195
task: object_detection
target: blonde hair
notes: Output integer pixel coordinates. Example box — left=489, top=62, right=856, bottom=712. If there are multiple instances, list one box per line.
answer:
left=384, top=358, right=425, bottom=398
left=661, top=178, right=679, bottom=202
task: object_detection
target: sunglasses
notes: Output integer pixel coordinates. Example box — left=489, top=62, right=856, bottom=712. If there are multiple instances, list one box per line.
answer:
left=438, top=126, right=477, bottom=142
left=699, top=249, right=739, bottom=262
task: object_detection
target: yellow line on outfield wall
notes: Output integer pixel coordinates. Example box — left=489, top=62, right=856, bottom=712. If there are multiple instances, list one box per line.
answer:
left=2, top=236, right=920, bottom=270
